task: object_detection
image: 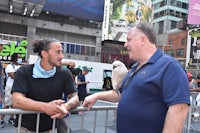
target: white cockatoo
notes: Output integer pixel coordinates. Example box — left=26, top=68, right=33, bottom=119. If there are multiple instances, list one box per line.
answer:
left=112, top=60, right=128, bottom=90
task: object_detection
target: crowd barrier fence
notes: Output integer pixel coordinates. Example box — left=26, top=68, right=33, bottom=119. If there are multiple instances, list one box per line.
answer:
left=0, top=104, right=117, bottom=133
left=0, top=98, right=196, bottom=133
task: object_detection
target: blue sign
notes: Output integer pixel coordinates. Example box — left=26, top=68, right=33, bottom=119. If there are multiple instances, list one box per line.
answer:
left=43, top=0, right=105, bottom=22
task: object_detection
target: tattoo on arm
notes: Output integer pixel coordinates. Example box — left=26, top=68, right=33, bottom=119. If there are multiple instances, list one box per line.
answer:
left=65, top=92, right=79, bottom=110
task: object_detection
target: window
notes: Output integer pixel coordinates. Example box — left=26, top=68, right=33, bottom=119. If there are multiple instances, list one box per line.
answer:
left=166, top=0, right=170, bottom=5
left=171, top=21, right=177, bottom=29
left=70, top=44, right=75, bottom=54
left=182, top=3, right=188, bottom=9
left=91, top=47, right=95, bottom=56
left=166, top=9, right=170, bottom=15
left=64, top=42, right=96, bottom=56
left=181, top=38, right=186, bottom=45
left=81, top=46, right=85, bottom=55
left=75, top=45, right=80, bottom=54
left=176, top=48, right=184, bottom=56
left=0, top=22, right=27, bottom=36
left=158, top=21, right=164, bottom=34
left=169, top=40, right=173, bottom=45
left=165, top=50, right=174, bottom=56
left=160, top=11, right=165, bottom=16
left=154, top=3, right=160, bottom=10
left=170, top=0, right=176, bottom=6
left=176, top=1, right=181, bottom=8
left=154, top=13, right=159, bottom=19
left=160, top=1, right=165, bottom=7
left=85, top=46, right=91, bottom=55
left=182, top=13, right=187, bottom=19
left=169, top=10, right=175, bottom=16
left=66, top=44, right=70, bottom=53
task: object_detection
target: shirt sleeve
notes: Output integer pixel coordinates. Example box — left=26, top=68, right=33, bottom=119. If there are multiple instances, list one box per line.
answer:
left=5, top=64, right=15, bottom=74
left=161, top=62, right=190, bottom=106
left=61, top=68, right=77, bottom=95
left=11, top=66, right=29, bottom=95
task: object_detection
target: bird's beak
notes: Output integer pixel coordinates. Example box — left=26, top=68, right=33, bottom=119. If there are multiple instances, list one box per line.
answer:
left=113, top=66, right=116, bottom=69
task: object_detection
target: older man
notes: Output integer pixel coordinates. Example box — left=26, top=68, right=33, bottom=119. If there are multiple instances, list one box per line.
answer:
left=83, top=22, right=190, bottom=133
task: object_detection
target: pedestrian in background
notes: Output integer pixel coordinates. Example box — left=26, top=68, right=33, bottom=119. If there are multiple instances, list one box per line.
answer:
left=0, top=40, right=5, bottom=110
left=83, top=22, right=190, bottom=133
left=187, top=72, right=199, bottom=91
left=77, top=67, right=90, bottom=106
left=1, top=53, right=22, bottom=127
left=11, top=38, right=79, bottom=133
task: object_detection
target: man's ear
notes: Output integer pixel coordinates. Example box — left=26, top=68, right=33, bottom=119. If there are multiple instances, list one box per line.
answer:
left=140, top=35, right=146, bottom=46
left=41, top=50, right=48, bottom=58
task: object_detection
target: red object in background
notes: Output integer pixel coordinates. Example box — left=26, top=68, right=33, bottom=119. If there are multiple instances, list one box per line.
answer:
left=187, top=72, right=192, bottom=79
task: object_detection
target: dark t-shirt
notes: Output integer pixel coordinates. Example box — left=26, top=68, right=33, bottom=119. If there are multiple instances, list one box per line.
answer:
left=77, top=74, right=86, bottom=93
left=11, top=64, right=77, bottom=132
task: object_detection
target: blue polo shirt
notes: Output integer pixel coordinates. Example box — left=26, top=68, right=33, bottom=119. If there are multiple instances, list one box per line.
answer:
left=117, top=49, right=190, bottom=133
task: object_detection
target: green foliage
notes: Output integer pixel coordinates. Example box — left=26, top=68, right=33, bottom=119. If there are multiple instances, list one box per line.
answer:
left=112, top=6, right=122, bottom=20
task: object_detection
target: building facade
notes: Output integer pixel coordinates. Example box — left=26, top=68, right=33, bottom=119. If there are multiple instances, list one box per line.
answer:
left=153, top=0, right=188, bottom=35
left=152, top=0, right=189, bottom=67
left=157, top=30, right=187, bottom=67
left=0, top=1, right=103, bottom=64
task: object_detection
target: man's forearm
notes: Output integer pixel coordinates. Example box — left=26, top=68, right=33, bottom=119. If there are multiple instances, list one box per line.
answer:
left=162, top=104, right=189, bottom=133
left=64, top=92, right=79, bottom=110
left=96, top=90, right=121, bottom=103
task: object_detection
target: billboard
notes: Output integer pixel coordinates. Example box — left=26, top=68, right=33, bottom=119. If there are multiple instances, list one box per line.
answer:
left=105, top=0, right=153, bottom=42
left=188, top=0, right=200, bottom=25
left=0, top=40, right=27, bottom=62
left=43, top=0, right=105, bottom=22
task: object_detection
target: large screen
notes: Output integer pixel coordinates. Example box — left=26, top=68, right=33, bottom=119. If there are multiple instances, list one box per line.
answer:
left=106, top=0, right=153, bottom=42
left=43, top=0, right=105, bottom=22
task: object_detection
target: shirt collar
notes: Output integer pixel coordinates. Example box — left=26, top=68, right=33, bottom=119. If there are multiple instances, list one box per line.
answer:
left=130, top=49, right=163, bottom=71
left=147, top=49, right=163, bottom=64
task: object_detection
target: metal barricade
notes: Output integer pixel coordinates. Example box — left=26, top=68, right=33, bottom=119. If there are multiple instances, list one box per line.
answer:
left=0, top=102, right=117, bottom=133
left=186, top=92, right=200, bottom=132
left=71, top=105, right=117, bottom=133
left=183, top=96, right=192, bottom=133
left=1, top=99, right=193, bottom=133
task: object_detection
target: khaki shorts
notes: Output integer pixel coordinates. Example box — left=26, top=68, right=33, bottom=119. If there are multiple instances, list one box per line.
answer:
left=4, top=85, right=12, bottom=106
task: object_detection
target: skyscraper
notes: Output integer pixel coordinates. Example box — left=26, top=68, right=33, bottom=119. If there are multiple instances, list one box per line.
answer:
left=153, top=0, right=188, bottom=34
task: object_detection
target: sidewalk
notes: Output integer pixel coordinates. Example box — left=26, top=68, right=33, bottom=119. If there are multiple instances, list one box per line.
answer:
left=189, top=117, right=200, bottom=133
left=1, top=117, right=14, bottom=133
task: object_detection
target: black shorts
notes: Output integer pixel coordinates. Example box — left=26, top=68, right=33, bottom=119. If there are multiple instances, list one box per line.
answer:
left=78, top=91, right=87, bottom=101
